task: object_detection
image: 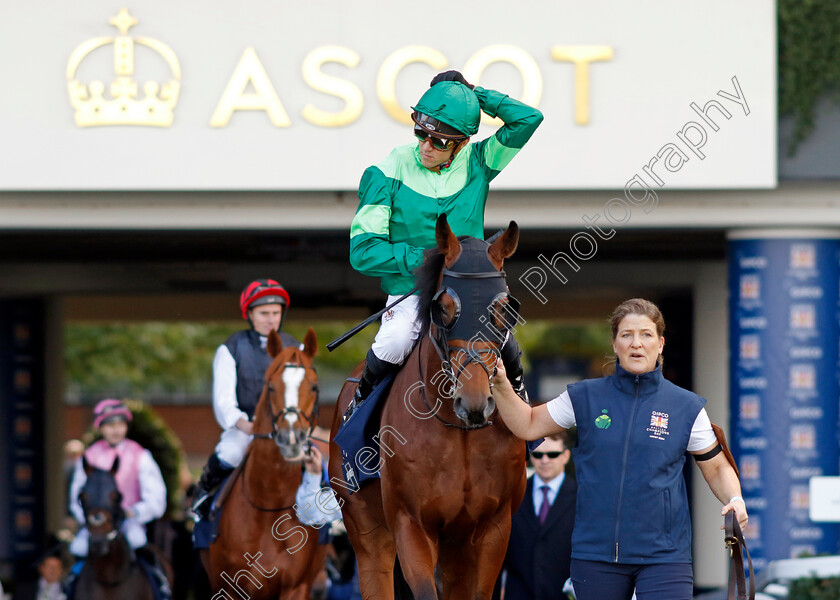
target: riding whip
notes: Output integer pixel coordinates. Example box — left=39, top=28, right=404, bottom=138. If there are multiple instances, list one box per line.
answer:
left=327, top=229, right=504, bottom=352
left=326, top=287, right=418, bottom=351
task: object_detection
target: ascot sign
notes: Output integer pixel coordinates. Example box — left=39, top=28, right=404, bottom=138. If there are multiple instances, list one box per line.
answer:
left=0, top=1, right=774, bottom=190
left=67, top=9, right=613, bottom=130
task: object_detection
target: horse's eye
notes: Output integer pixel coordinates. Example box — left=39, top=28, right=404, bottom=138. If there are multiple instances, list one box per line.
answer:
left=438, top=294, right=458, bottom=325
left=489, top=293, right=522, bottom=333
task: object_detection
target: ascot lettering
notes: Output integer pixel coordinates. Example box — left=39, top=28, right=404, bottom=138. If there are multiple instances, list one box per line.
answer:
left=790, top=346, right=822, bottom=359
left=739, top=317, right=767, bottom=329
left=790, top=286, right=823, bottom=299
left=740, top=437, right=768, bottom=449
left=789, top=406, right=823, bottom=419
left=739, top=257, right=767, bottom=269
left=211, top=44, right=614, bottom=127
left=740, top=377, right=767, bottom=389
left=790, top=466, right=822, bottom=479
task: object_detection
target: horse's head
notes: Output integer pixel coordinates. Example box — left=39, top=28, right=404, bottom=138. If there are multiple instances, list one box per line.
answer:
left=254, top=327, right=319, bottom=460
left=79, top=456, right=124, bottom=557
left=421, top=214, right=520, bottom=428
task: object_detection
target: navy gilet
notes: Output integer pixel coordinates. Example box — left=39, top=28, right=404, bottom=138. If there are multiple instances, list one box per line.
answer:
left=224, top=329, right=300, bottom=419
left=568, top=364, right=705, bottom=564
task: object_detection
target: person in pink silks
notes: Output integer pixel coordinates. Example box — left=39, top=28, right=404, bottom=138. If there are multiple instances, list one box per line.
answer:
left=66, top=399, right=170, bottom=599
left=68, top=399, right=167, bottom=556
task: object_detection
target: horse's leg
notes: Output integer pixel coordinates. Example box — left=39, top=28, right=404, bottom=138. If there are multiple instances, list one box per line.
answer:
left=345, top=514, right=397, bottom=600
left=392, top=513, right=439, bottom=600
left=438, top=511, right=511, bottom=600
left=279, top=585, right=311, bottom=600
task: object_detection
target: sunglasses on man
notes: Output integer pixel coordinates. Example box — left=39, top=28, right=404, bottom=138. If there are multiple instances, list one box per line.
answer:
left=531, top=450, right=566, bottom=460
left=414, top=126, right=465, bottom=151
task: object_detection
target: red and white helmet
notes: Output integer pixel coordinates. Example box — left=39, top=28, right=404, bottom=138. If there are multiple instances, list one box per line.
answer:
left=239, top=279, right=291, bottom=320
left=93, top=399, right=133, bottom=429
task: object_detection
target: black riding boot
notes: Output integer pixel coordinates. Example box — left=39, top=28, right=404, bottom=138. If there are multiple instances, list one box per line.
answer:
left=501, top=335, right=529, bottom=402
left=347, top=350, right=399, bottom=418
left=191, top=453, right=233, bottom=521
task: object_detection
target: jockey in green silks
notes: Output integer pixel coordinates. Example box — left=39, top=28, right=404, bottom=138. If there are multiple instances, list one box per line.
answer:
left=349, top=70, right=544, bottom=407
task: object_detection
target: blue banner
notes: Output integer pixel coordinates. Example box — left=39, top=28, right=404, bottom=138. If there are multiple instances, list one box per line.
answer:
left=728, top=236, right=840, bottom=571
left=0, top=299, right=46, bottom=574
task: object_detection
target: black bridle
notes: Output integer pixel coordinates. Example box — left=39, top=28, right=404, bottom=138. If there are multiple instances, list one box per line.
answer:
left=429, top=267, right=508, bottom=387
left=246, top=354, right=320, bottom=512
left=252, top=357, right=320, bottom=446
left=423, top=257, right=519, bottom=429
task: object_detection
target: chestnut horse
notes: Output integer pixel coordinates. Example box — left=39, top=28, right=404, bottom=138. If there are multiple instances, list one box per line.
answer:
left=73, top=457, right=155, bottom=600
left=329, top=216, right=527, bottom=600
left=203, top=328, right=327, bottom=600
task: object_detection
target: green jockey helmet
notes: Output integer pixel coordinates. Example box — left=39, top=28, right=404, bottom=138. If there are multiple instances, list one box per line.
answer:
left=411, top=81, right=480, bottom=138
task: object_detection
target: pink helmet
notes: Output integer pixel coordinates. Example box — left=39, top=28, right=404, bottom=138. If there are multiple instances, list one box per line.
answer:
left=93, top=399, right=133, bottom=429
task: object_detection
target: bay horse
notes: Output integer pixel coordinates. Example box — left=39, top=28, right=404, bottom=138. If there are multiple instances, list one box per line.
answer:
left=74, top=456, right=155, bottom=600
left=203, top=327, right=328, bottom=600
left=329, top=215, right=528, bottom=600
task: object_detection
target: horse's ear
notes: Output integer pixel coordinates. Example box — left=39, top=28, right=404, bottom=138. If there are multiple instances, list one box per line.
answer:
left=303, top=327, right=318, bottom=358
left=488, top=220, right=519, bottom=264
left=109, top=455, right=120, bottom=476
left=83, top=455, right=93, bottom=476
left=267, top=329, right=283, bottom=358
left=436, top=214, right=461, bottom=262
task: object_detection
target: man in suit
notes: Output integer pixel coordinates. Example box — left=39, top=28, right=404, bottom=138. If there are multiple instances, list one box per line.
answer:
left=13, top=552, right=66, bottom=600
left=495, top=432, right=577, bottom=600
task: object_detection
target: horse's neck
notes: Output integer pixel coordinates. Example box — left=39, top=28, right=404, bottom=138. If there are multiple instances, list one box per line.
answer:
left=89, top=536, right=134, bottom=585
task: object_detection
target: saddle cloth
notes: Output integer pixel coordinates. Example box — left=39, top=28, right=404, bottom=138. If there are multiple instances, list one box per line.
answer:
left=192, top=474, right=230, bottom=549
left=333, top=374, right=396, bottom=494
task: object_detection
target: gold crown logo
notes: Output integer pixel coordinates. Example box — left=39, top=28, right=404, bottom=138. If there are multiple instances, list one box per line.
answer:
left=66, top=8, right=181, bottom=127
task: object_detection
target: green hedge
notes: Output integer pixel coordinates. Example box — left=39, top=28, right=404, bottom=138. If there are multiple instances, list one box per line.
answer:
left=788, top=575, right=840, bottom=600
left=778, top=0, right=840, bottom=154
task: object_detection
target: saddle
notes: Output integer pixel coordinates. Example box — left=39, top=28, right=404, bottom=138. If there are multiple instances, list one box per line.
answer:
left=192, top=459, right=246, bottom=548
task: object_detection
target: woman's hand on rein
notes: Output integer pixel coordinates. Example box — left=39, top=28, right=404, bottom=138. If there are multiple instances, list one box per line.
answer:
left=721, top=498, right=748, bottom=531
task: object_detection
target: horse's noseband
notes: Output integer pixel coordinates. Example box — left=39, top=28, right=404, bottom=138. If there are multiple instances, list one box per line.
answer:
left=253, top=360, right=319, bottom=445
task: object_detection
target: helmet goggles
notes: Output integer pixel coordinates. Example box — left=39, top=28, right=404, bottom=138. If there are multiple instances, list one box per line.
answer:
left=412, top=111, right=467, bottom=150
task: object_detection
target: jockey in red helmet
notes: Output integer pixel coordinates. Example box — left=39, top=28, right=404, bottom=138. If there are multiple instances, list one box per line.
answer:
left=192, top=279, right=330, bottom=524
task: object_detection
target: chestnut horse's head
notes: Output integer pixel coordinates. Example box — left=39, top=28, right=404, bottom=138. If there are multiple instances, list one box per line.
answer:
left=418, top=215, right=520, bottom=428
left=79, top=456, right=124, bottom=557
left=255, top=327, right=319, bottom=460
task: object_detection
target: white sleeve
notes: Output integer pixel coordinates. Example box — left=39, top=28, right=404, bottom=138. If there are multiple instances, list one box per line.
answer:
left=213, top=344, right=248, bottom=430
left=132, top=450, right=167, bottom=523
left=687, top=408, right=717, bottom=452
left=68, top=457, right=87, bottom=524
left=295, top=469, right=341, bottom=527
left=545, top=391, right=576, bottom=429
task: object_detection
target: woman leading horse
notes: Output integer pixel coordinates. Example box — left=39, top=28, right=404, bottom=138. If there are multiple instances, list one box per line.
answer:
left=330, top=216, right=528, bottom=600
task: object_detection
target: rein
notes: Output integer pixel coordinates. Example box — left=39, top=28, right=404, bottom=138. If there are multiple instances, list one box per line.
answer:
left=429, top=267, right=505, bottom=390
left=418, top=331, right=495, bottom=431
left=252, top=359, right=319, bottom=442
left=245, top=355, right=319, bottom=512
left=84, top=506, right=136, bottom=588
